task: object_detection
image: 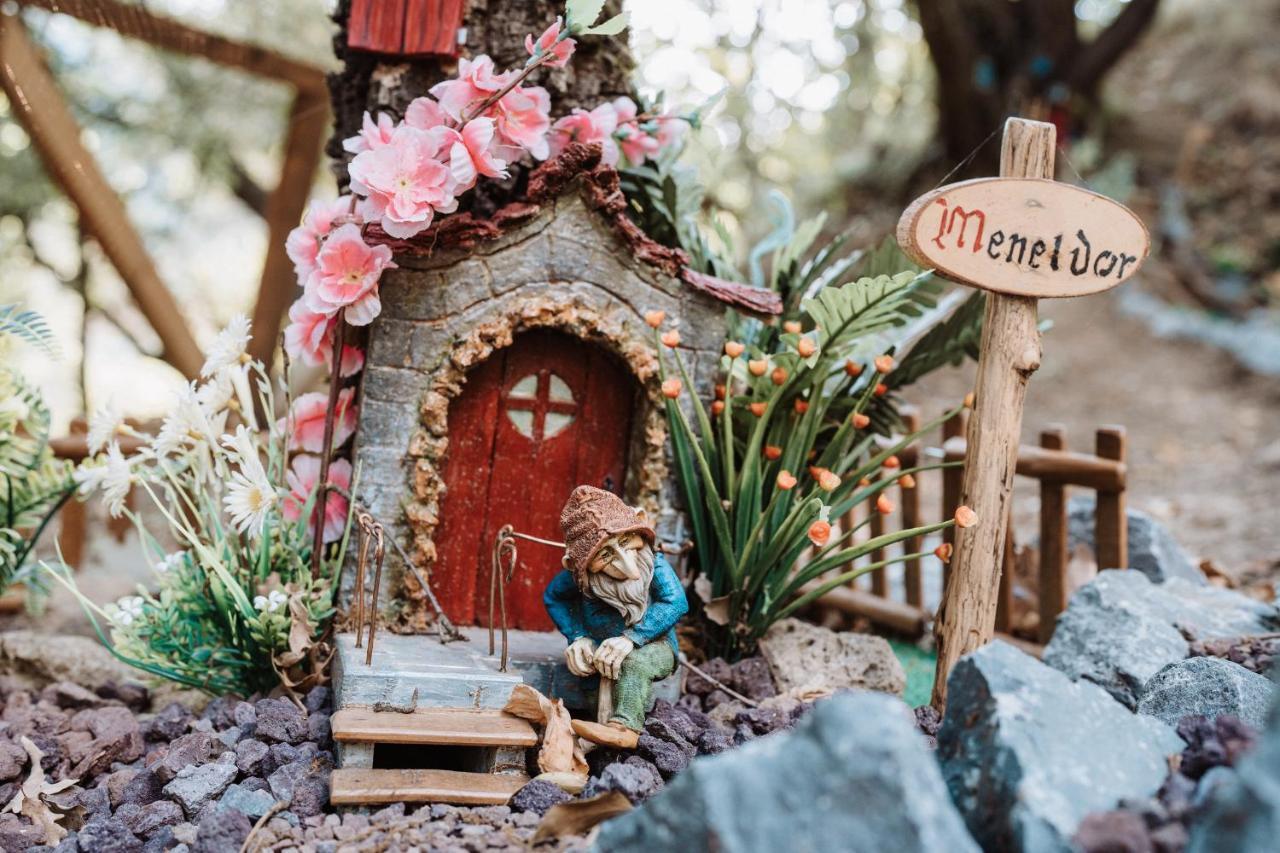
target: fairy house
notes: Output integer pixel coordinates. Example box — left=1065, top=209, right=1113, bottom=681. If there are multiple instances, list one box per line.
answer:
left=328, top=150, right=777, bottom=799
left=345, top=146, right=779, bottom=635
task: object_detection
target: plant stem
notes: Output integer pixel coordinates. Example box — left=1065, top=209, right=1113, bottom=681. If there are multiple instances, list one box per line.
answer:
left=311, top=309, right=346, bottom=573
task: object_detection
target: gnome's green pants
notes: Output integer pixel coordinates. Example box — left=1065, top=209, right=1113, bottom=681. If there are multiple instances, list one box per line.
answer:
left=594, top=641, right=676, bottom=732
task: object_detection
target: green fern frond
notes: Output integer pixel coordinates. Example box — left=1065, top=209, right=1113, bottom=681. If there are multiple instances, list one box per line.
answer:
left=0, top=305, right=59, bottom=357
left=888, top=290, right=986, bottom=390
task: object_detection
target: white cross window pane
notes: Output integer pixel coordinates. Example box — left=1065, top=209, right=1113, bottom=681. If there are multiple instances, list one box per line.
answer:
left=545, top=411, right=574, bottom=438
left=507, top=409, right=534, bottom=437
left=548, top=375, right=573, bottom=403
left=510, top=374, right=538, bottom=400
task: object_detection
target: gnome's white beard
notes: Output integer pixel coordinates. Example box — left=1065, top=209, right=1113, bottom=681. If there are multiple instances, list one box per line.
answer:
left=587, top=545, right=655, bottom=625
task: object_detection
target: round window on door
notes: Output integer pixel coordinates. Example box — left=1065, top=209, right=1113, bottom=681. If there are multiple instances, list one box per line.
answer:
left=505, top=371, right=577, bottom=440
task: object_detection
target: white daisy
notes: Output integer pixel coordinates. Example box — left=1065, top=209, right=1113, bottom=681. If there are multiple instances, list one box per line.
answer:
left=86, top=402, right=122, bottom=454
left=99, top=443, right=135, bottom=518
left=195, top=372, right=235, bottom=414
left=202, top=314, right=252, bottom=378
left=222, top=426, right=277, bottom=537
left=253, top=590, right=288, bottom=613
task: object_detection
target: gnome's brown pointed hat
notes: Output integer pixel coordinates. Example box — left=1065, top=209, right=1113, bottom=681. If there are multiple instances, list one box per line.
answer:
left=559, top=486, right=655, bottom=584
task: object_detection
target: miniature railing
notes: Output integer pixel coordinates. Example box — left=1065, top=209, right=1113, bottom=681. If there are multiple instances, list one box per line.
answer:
left=813, top=409, right=1128, bottom=650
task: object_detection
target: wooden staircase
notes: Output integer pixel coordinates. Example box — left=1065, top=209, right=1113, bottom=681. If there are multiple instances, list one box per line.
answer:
left=330, top=707, right=537, bottom=806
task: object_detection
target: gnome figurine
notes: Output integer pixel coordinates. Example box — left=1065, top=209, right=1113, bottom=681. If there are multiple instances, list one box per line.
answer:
left=544, top=486, right=688, bottom=734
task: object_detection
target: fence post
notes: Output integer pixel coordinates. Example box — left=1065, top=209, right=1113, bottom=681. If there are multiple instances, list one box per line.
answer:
left=941, top=409, right=966, bottom=547
left=1095, top=426, right=1128, bottom=571
left=1038, top=425, right=1068, bottom=644
left=901, top=411, right=923, bottom=608
left=869, top=494, right=887, bottom=597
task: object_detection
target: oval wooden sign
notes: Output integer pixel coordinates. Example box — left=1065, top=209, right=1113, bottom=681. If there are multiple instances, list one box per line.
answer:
left=897, top=178, right=1150, bottom=298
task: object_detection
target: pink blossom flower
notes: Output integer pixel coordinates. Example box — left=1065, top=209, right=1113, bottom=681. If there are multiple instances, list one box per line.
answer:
left=282, top=455, right=352, bottom=543
left=332, top=344, right=365, bottom=378
left=656, top=115, right=688, bottom=152
left=404, top=97, right=451, bottom=132
left=348, top=126, right=458, bottom=241
left=432, top=117, right=509, bottom=190
left=526, top=18, right=575, bottom=69
left=490, top=85, right=552, bottom=160
left=283, top=388, right=357, bottom=454
left=616, top=126, right=660, bottom=166
left=283, top=301, right=336, bottom=367
left=342, top=111, right=396, bottom=155
left=285, top=197, right=355, bottom=281
left=613, top=96, right=639, bottom=124
left=429, top=55, right=512, bottom=121
left=549, top=102, right=620, bottom=165
left=302, top=223, right=395, bottom=326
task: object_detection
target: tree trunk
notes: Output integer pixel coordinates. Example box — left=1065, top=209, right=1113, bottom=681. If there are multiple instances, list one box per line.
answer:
left=913, top=0, right=1160, bottom=177
left=326, top=0, right=634, bottom=209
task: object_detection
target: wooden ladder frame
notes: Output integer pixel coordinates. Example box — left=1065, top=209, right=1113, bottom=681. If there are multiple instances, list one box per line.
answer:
left=0, top=0, right=330, bottom=376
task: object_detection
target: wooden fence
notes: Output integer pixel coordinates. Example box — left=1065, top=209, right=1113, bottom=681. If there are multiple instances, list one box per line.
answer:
left=815, top=410, right=1128, bottom=651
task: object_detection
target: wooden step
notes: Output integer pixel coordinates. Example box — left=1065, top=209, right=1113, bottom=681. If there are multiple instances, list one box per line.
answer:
left=331, top=707, right=539, bottom=748
left=330, top=768, right=530, bottom=806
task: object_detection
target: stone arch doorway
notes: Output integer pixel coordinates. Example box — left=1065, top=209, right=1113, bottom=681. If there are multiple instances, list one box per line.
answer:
left=434, top=329, right=637, bottom=631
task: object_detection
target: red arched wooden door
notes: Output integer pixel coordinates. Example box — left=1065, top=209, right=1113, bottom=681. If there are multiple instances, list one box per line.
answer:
left=434, top=330, right=636, bottom=630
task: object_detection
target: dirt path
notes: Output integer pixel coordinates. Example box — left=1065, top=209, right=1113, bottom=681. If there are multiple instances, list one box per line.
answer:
left=911, top=288, right=1280, bottom=581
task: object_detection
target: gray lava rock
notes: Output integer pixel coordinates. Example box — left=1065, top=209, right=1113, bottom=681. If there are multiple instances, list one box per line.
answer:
left=1067, top=494, right=1204, bottom=583
left=267, top=757, right=331, bottom=818
left=683, top=658, right=732, bottom=696
left=303, top=686, right=331, bottom=715
left=584, top=758, right=664, bottom=804
left=192, top=807, right=252, bottom=853
left=143, top=703, right=192, bottom=742
left=939, top=641, right=1183, bottom=852
left=152, top=732, right=219, bottom=782
left=234, top=738, right=269, bottom=776
left=729, top=657, right=777, bottom=702
left=163, top=760, right=238, bottom=816
left=116, top=800, right=185, bottom=839
left=509, top=779, right=571, bottom=815
left=636, top=733, right=693, bottom=779
left=77, top=784, right=111, bottom=818
left=1138, top=657, right=1275, bottom=729
left=1044, top=570, right=1280, bottom=708
left=598, top=692, right=977, bottom=853
left=254, top=698, right=307, bottom=744
left=120, top=768, right=165, bottom=806
left=220, top=782, right=278, bottom=819
left=77, top=816, right=144, bottom=853
left=0, top=739, right=26, bottom=782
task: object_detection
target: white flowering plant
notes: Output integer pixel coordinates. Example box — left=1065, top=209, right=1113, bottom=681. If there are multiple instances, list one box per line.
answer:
left=47, top=317, right=356, bottom=696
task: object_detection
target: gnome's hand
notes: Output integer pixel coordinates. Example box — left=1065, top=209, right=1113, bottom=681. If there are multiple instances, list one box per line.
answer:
left=594, top=636, right=636, bottom=680
left=565, top=638, right=597, bottom=677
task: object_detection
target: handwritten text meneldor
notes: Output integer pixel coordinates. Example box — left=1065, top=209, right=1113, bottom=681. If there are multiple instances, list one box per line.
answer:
left=929, top=197, right=1141, bottom=281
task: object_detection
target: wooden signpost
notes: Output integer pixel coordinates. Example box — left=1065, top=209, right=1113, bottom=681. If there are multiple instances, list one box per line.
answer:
left=896, top=118, right=1150, bottom=707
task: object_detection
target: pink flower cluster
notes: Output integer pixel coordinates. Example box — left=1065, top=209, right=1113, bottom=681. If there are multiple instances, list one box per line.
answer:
left=283, top=455, right=352, bottom=544
left=549, top=96, right=686, bottom=168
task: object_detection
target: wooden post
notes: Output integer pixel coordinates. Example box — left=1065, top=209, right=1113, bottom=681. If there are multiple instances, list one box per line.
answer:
left=249, top=89, right=329, bottom=366
left=929, top=118, right=1054, bottom=707
left=1037, top=425, right=1069, bottom=644
left=994, top=507, right=1016, bottom=633
left=0, top=11, right=204, bottom=379
left=1095, top=426, right=1128, bottom=571
left=941, top=409, right=966, bottom=547
left=901, top=411, right=924, bottom=608
left=869, top=496, right=887, bottom=597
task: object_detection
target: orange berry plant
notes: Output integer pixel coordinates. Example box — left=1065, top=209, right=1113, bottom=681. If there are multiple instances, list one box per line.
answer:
left=647, top=238, right=980, bottom=656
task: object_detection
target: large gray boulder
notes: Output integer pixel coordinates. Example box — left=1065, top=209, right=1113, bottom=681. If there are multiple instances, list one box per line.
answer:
left=1138, top=657, right=1275, bottom=730
left=1044, top=570, right=1280, bottom=708
left=1067, top=494, right=1203, bottom=583
left=595, top=692, right=979, bottom=853
left=939, top=641, right=1183, bottom=853
left=1188, top=691, right=1280, bottom=851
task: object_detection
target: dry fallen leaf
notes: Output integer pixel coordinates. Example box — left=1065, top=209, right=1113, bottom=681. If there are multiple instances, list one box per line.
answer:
left=503, top=683, right=587, bottom=776
left=533, top=791, right=632, bottom=844
left=3, top=736, right=79, bottom=845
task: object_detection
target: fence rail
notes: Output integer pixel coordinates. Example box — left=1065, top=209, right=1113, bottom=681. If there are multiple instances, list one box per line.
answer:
left=814, top=409, right=1128, bottom=650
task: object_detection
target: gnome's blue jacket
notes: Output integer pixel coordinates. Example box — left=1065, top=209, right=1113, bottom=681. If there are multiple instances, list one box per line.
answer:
left=543, top=553, right=687, bottom=654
